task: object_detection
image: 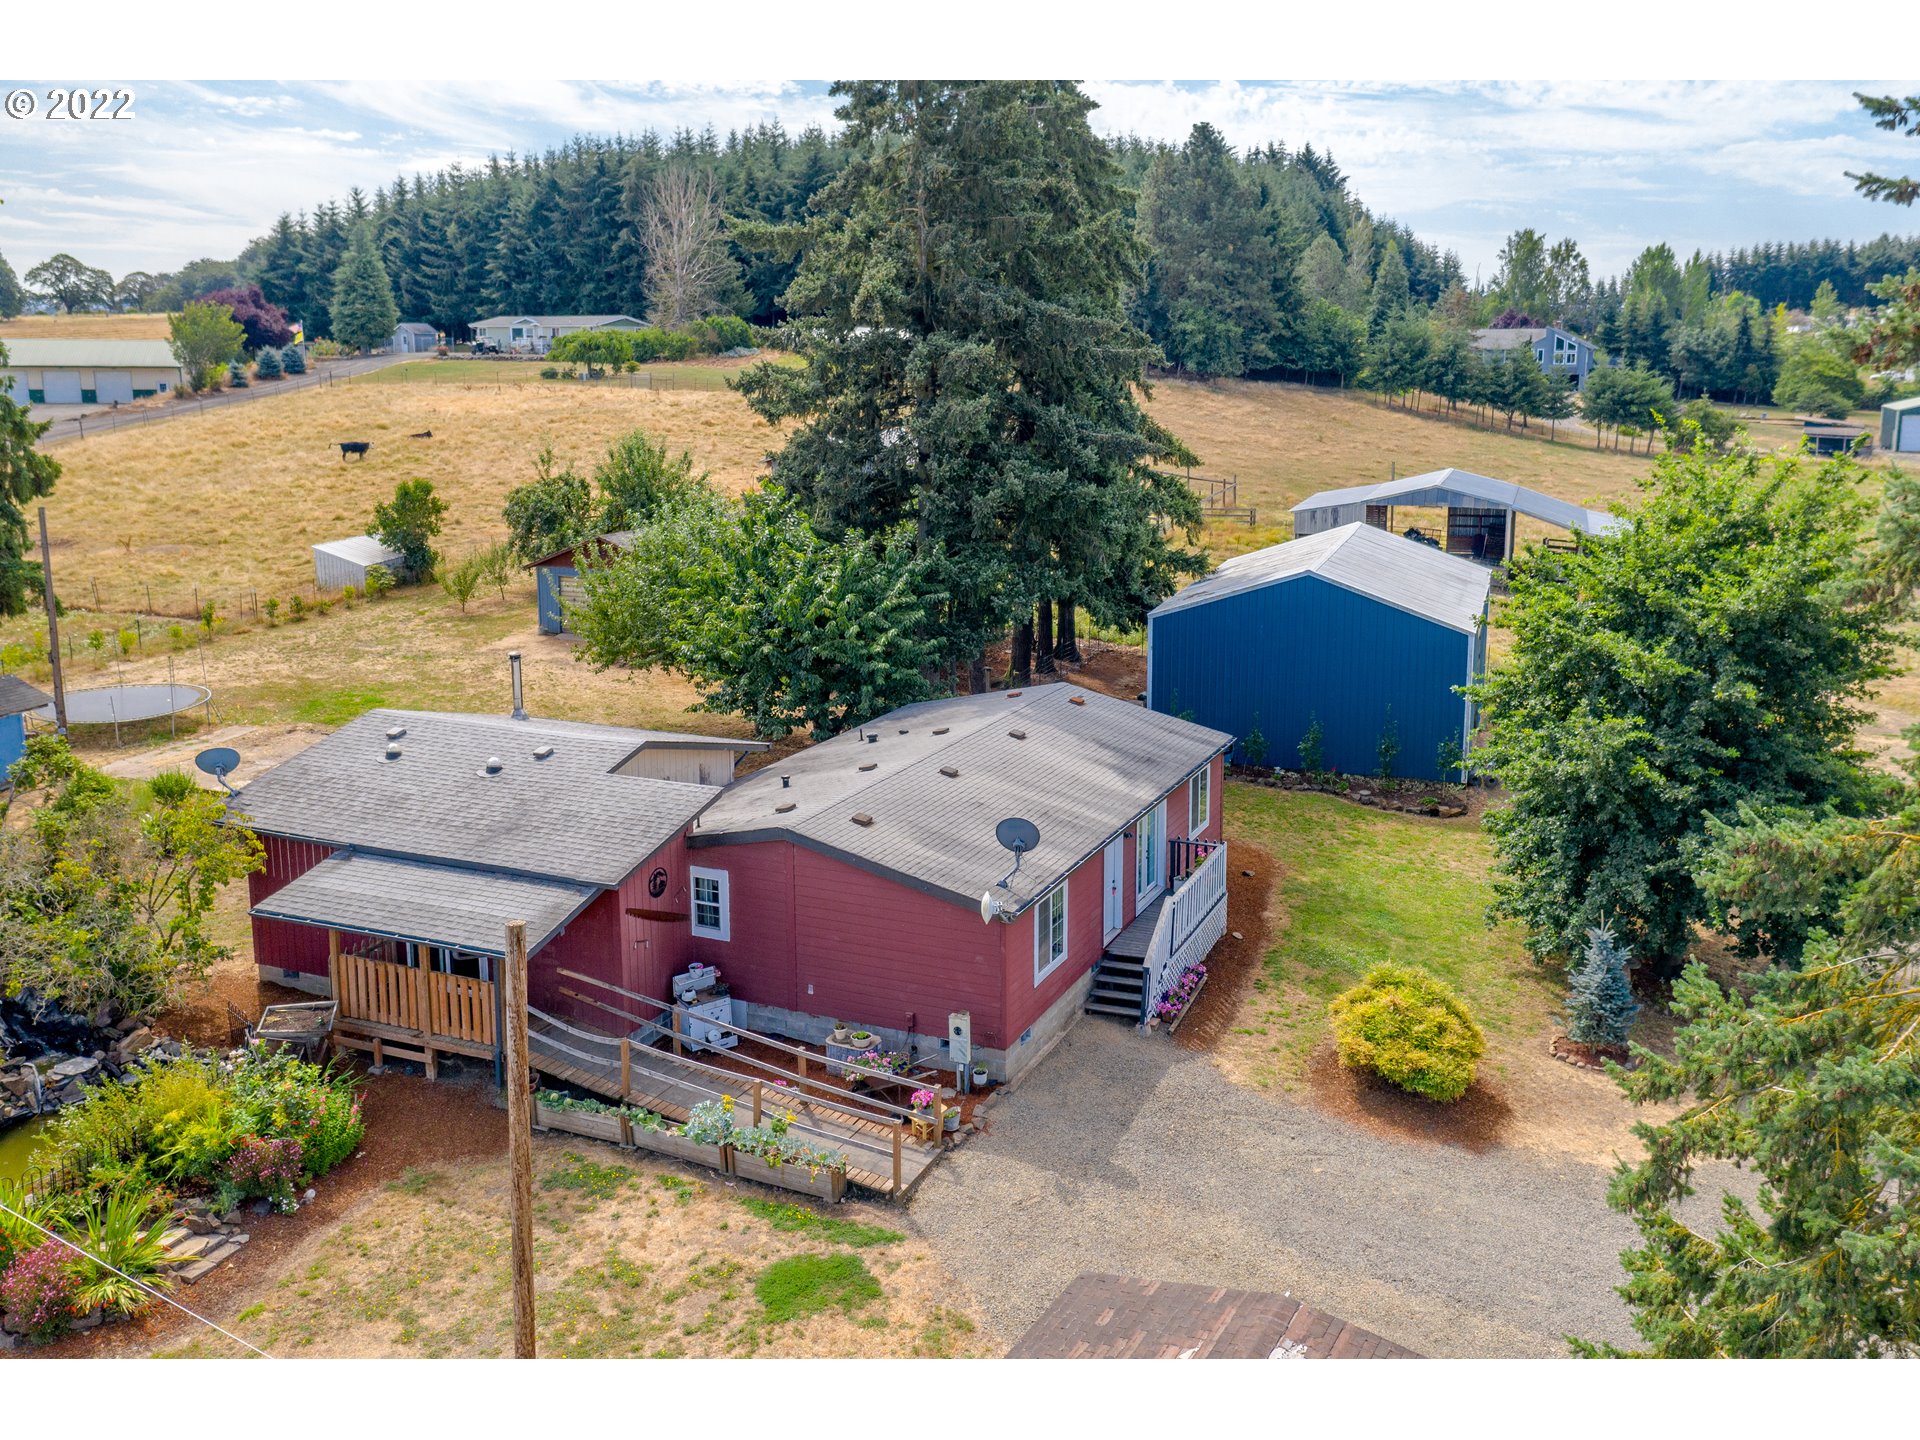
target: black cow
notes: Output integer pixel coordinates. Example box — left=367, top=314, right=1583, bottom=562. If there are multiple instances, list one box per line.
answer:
left=338, top=441, right=371, bottom=460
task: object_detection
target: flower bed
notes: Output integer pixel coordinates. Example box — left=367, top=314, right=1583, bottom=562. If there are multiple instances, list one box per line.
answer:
left=676, top=1098, right=849, bottom=1203
left=1152, top=962, right=1209, bottom=1031
left=0, top=1046, right=366, bottom=1348
left=533, top=1091, right=627, bottom=1146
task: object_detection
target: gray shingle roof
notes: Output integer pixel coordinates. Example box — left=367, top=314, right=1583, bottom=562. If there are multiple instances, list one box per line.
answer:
left=691, top=686, right=1232, bottom=914
left=232, top=709, right=728, bottom=888
left=468, top=314, right=643, bottom=330
left=0, top=674, right=52, bottom=718
left=251, top=851, right=596, bottom=956
left=1470, top=326, right=1551, bottom=349
left=394, top=322, right=438, bottom=336
left=1152, top=522, right=1492, bottom=635
left=1291, top=467, right=1624, bottom=536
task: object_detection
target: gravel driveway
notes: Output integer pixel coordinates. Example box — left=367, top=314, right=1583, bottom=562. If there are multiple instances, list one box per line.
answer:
left=912, top=1023, right=1684, bottom=1358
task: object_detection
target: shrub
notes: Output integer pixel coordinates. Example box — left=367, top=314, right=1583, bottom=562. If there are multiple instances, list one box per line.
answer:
left=281, top=345, right=307, bottom=375
left=362, top=564, right=395, bottom=600
left=252, top=346, right=283, bottom=380
left=262, top=597, right=279, bottom=625
left=1298, top=715, right=1325, bottom=773
left=0, top=1178, right=58, bottom=1275
left=1328, top=963, right=1485, bottom=1102
left=1240, top=715, right=1267, bottom=768
left=435, top=555, right=482, bottom=612
left=287, top=595, right=306, bottom=622
left=340, top=584, right=357, bottom=606
left=309, top=338, right=347, bottom=360
left=0, top=1242, right=81, bottom=1341
left=167, top=624, right=187, bottom=650
left=540, top=366, right=560, bottom=380
left=1376, top=707, right=1400, bottom=781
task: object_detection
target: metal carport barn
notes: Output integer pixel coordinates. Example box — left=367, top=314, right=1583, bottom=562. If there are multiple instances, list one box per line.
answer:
left=1290, top=467, right=1623, bottom=564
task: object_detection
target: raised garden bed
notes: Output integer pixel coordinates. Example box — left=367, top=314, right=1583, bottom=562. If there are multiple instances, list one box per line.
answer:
left=628, top=1125, right=732, bottom=1176
left=731, top=1150, right=847, bottom=1204
left=533, top=1098, right=625, bottom=1146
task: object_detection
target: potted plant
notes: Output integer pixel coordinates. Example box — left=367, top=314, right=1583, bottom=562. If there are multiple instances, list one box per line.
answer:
left=971, top=1060, right=990, bottom=1089
left=910, top=1088, right=938, bottom=1143
left=827, top=1020, right=851, bottom=1046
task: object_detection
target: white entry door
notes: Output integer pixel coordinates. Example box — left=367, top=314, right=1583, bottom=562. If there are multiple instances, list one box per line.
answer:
left=1103, top=836, right=1125, bottom=942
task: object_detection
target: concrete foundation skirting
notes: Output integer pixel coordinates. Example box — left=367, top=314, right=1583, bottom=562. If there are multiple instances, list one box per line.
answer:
left=258, top=966, right=331, bottom=998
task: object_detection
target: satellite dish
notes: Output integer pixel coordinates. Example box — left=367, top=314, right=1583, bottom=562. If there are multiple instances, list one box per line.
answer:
left=992, top=816, right=1041, bottom=891
left=195, top=746, right=242, bottom=794
left=980, top=890, right=1003, bottom=925
left=996, top=817, right=1040, bottom=855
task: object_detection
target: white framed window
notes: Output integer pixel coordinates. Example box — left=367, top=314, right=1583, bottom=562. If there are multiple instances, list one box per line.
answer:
left=689, top=866, right=730, bottom=941
left=1033, top=879, right=1069, bottom=984
left=1189, top=767, right=1211, bottom=834
left=1135, top=802, right=1163, bottom=901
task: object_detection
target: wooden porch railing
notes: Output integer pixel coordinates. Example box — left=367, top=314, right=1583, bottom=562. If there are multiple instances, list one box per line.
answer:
left=330, top=947, right=497, bottom=1050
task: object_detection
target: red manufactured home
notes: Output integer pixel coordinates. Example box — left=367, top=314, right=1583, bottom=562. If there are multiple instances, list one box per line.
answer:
left=234, top=681, right=1232, bottom=1082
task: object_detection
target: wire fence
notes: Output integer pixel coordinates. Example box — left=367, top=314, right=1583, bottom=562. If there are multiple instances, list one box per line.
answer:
left=36, top=358, right=404, bottom=447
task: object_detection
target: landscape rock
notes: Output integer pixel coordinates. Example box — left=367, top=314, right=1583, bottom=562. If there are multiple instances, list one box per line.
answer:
left=70, top=1308, right=103, bottom=1331
left=48, top=1056, right=98, bottom=1082
left=164, top=1234, right=217, bottom=1261
left=157, top=1226, right=192, bottom=1250
left=181, top=1213, right=217, bottom=1235
left=219, top=1209, right=244, bottom=1226
left=115, top=1027, right=156, bottom=1057
left=176, top=1257, right=222, bottom=1285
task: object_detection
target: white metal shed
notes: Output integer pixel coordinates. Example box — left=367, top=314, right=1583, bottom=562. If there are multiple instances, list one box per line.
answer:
left=313, top=535, right=405, bottom=592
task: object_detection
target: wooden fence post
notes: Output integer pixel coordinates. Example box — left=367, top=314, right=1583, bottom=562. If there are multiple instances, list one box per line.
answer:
left=752, top=1080, right=763, bottom=1127
left=892, top=1122, right=903, bottom=1194
left=670, top=1005, right=683, bottom=1057
left=619, top=1036, right=631, bottom=1103
left=327, top=929, right=340, bottom=1003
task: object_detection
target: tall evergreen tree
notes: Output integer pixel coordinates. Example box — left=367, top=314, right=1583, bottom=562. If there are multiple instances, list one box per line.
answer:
left=0, top=341, right=61, bottom=615
left=329, top=224, right=399, bottom=352
left=735, top=81, right=1204, bottom=687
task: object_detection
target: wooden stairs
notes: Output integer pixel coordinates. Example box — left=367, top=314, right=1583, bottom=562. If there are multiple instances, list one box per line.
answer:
left=1084, top=896, right=1164, bottom=1022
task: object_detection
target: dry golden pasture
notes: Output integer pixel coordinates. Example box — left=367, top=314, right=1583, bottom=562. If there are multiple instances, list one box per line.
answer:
left=0, top=311, right=175, bottom=340
left=40, top=370, right=785, bottom=603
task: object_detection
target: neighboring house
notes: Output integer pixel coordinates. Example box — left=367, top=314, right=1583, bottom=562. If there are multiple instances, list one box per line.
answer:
left=686, top=684, right=1233, bottom=1076
left=0, top=675, right=52, bottom=777
left=1147, top=522, right=1492, bottom=782
left=1802, top=419, right=1872, bottom=456
left=235, top=701, right=767, bottom=1013
left=313, top=535, right=406, bottom=592
left=467, top=315, right=645, bottom=354
left=1879, top=395, right=1920, bottom=454
left=0, top=338, right=183, bottom=408
left=527, top=530, right=635, bottom=634
left=1291, top=467, right=1622, bottom=564
left=233, top=681, right=1231, bottom=1083
left=1470, top=324, right=1597, bottom=390
left=392, top=322, right=439, bottom=353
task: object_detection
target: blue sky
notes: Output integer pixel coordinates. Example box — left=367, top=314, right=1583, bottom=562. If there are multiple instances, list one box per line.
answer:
left=1, top=79, right=1914, bottom=284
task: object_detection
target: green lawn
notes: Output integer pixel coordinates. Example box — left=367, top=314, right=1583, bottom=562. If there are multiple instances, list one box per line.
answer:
left=1224, top=782, right=1549, bottom=1086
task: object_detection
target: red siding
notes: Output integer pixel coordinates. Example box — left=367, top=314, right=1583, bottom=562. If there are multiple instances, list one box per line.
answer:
left=687, top=840, right=799, bottom=1011
left=248, top=835, right=336, bottom=976
left=1003, top=840, right=1110, bottom=1040
left=532, top=832, right=696, bottom=1031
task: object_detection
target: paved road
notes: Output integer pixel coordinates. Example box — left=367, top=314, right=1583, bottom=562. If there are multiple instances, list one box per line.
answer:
left=910, top=1022, right=1748, bottom=1358
left=35, top=352, right=414, bottom=446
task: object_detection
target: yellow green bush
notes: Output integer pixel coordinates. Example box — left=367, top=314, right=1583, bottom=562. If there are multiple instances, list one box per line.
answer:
left=1327, top=963, right=1485, bottom=1102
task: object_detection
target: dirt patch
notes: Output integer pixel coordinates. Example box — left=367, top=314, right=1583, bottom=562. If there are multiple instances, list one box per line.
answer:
left=32, top=1063, right=506, bottom=1359
left=977, top=637, right=1147, bottom=703
left=1173, top=839, right=1276, bottom=1052
left=1550, top=1036, right=1635, bottom=1071
left=1304, top=1042, right=1513, bottom=1154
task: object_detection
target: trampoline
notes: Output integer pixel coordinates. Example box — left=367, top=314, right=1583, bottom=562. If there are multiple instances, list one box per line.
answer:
left=33, top=684, right=210, bottom=725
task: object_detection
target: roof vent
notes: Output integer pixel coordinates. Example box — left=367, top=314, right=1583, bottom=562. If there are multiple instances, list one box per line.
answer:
left=532, top=744, right=554, bottom=760
left=775, top=801, right=796, bottom=814
left=932, top=727, right=949, bottom=736
left=1068, top=695, right=1086, bottom=706
left=939, top=765, right=959, bottom=778
left=1008, top=729, right=1027, bottom=741
left=386, top=725, right=407, bottom=740
left=858, top=762, right=878, bottom=772
left=481, top=755, right=504, bottom=775
left=866, top=733, right=878, bottom=744
left=781, top=774, right=791, bottom=788
left=385, top=742, right=402, bottom=760
left=898, top=728, right=908, bottom=735
left=1008, top=690, right=1023, bottom=698
left=850, top=812, right=874, bottom=827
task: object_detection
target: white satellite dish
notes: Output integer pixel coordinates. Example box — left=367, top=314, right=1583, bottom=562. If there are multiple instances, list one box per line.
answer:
left=980, top=890, right=1004, bottom=925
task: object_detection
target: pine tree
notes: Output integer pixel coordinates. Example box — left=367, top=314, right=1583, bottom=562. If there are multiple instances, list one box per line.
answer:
left=1565, top=923, right=1638, bottom=1048
left=0, top=341, right=60, bottom=615
left=1365, top=241, right=1412, bottom=336
left=329, top=224, right=399, bottom=352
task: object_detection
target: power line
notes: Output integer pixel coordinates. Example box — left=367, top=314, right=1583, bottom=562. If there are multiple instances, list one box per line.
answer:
left=0, top=1198, right=273, bottom=1358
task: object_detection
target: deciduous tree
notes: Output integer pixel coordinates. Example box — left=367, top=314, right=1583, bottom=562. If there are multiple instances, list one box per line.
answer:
left=371, top=478, right=447, bottom=579
left=640, top=165, right=733, bottom=327
left=24, top=253, right=113, bottom=312
left=167, top=301, right=246, bottom=393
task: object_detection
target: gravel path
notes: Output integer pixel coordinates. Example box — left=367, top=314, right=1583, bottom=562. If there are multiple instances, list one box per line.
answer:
left=912, top=1022, right=1716, bottom=1358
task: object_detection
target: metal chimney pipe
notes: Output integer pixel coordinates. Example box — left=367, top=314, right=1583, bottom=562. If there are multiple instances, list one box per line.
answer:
left=508, top=652, right=527, bottom=720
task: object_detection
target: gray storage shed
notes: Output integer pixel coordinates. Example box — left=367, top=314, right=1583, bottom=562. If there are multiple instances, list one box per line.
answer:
left=1291, top=468, right=1622, bottom=565
left=313, top=535, right=405, bottom=592
left=1881, top=395, right=1920, bottom=454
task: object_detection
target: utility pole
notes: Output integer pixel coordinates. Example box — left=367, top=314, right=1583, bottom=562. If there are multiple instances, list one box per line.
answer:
left=38, top=507, right=66, bottom=736
left=503, top=918, right=536, bottom=1359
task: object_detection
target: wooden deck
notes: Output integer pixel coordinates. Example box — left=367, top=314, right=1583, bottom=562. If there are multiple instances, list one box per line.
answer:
left=525, top=1011, right=942, bottom=1201
left=1104, top=897, right=1166, bottom=960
